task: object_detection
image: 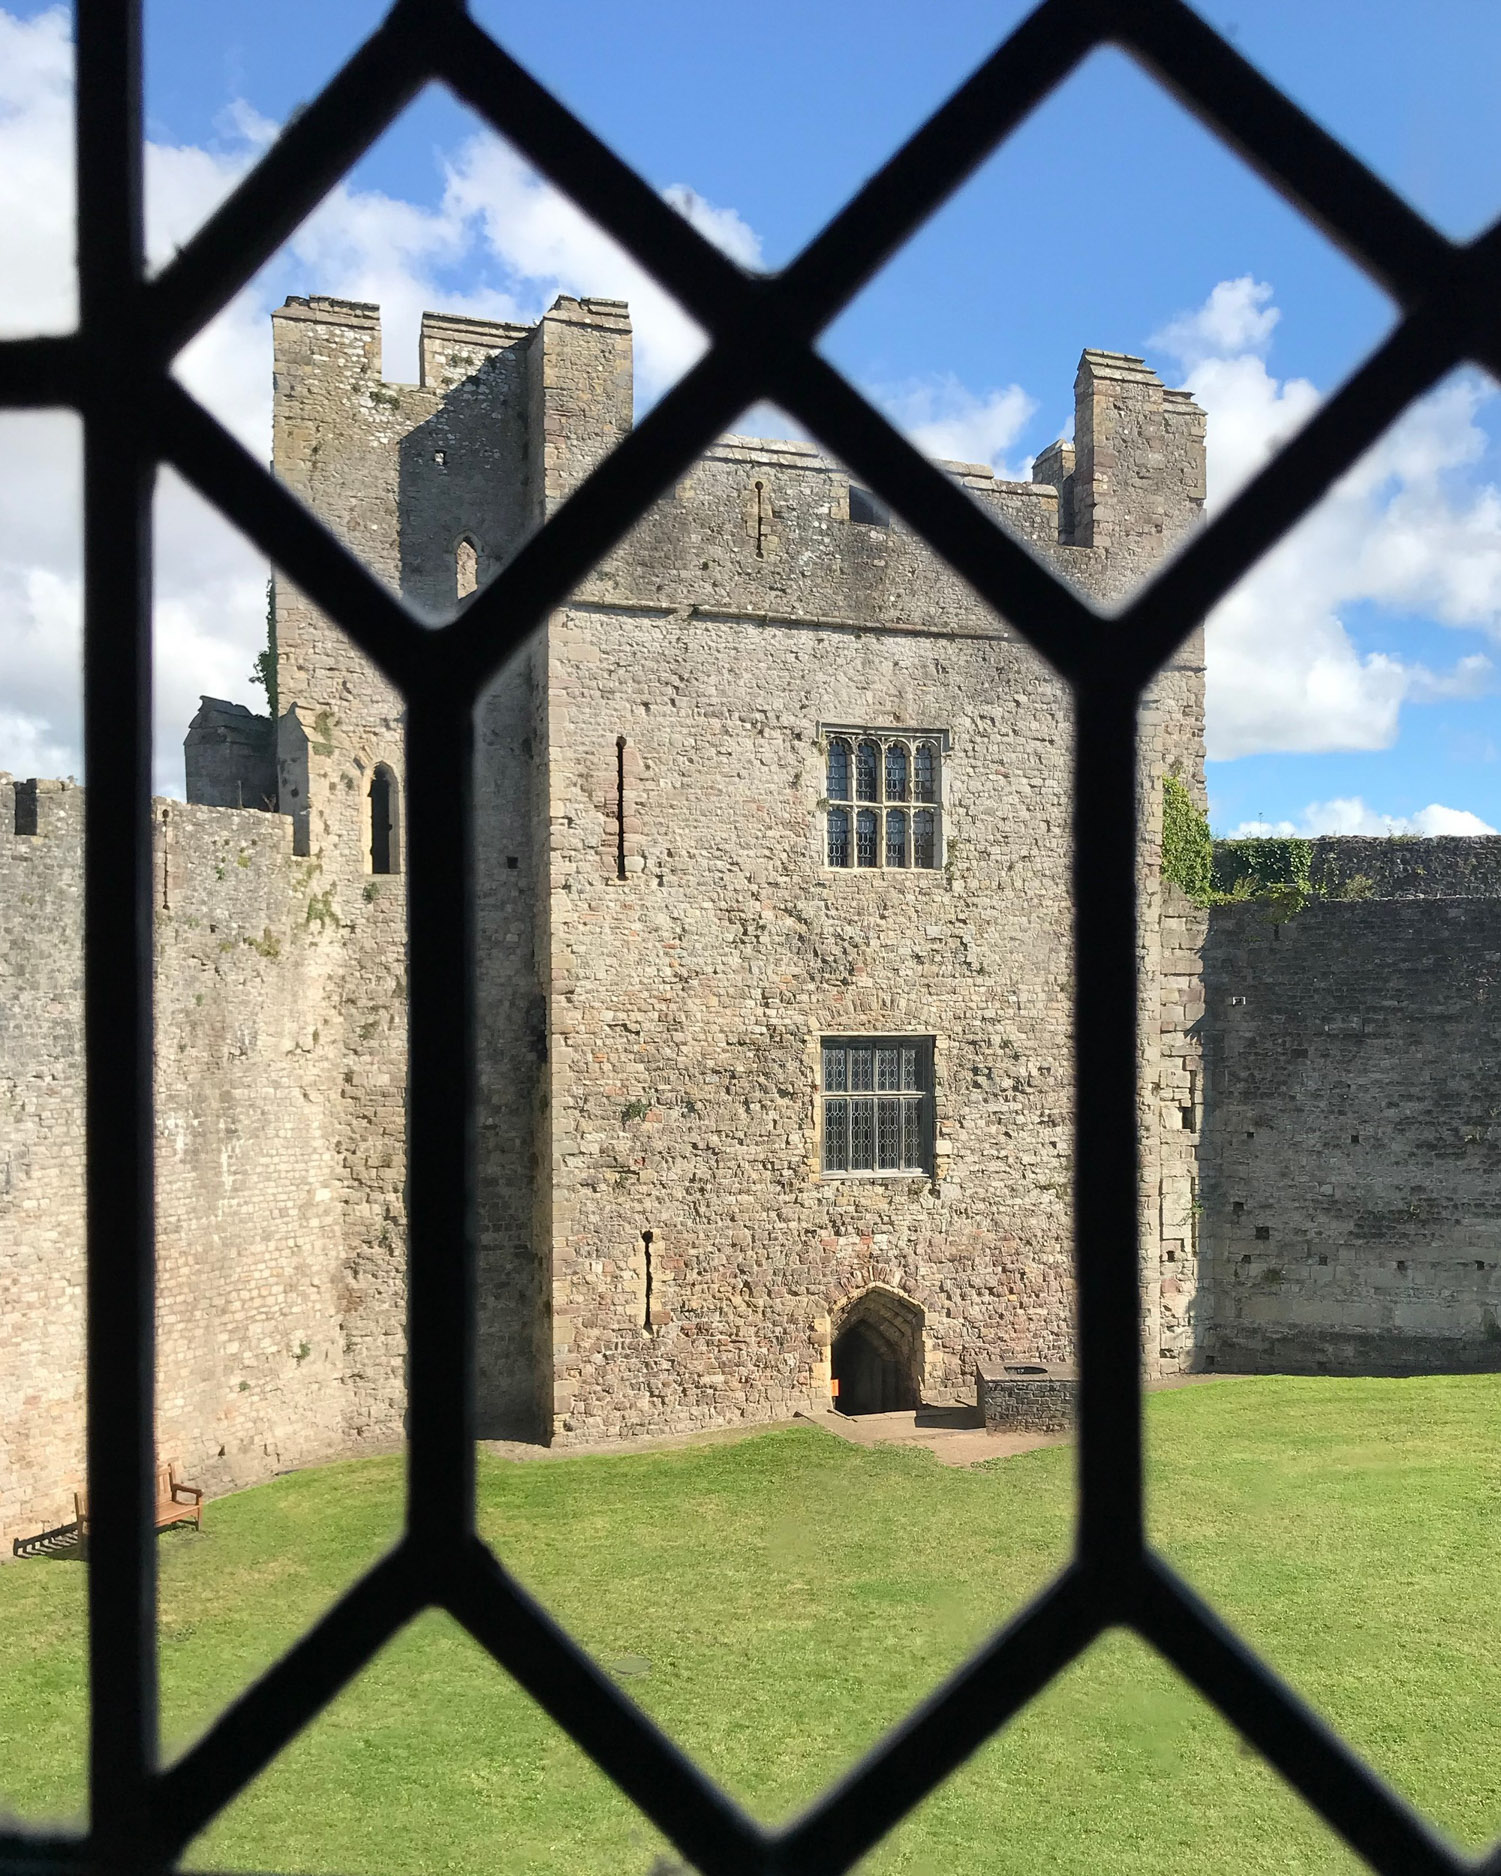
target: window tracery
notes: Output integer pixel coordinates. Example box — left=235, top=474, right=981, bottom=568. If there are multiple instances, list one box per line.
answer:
left=823, top=729, right=944, bottom=870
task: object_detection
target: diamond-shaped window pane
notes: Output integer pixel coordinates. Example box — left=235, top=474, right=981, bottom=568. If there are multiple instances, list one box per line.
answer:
left=186, top=1608, right=674, bottom=1876
left=817, top=46, right=1396, bottom=618
left=861, top=1630, right=1371, bottom=1876
left=166, top=86, right=710, bottom=629
left=7, top=3, right=1497, bottom=1875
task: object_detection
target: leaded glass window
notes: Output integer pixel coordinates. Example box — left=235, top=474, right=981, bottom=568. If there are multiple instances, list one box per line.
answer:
left=913, top=808, right=936, bottom=869
left=827, top=737, right=850, bottom=802
left=827, top=806, right=851, bottom=868
left=821, top=1037, right=933, bottom=1177
left=823, top=728, right=944, bottom=869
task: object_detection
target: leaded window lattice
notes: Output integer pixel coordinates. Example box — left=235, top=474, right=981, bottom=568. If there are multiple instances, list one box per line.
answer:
left=13, top=5, right=1497, bottom=1876
left=822, top=1037, right=933, bottom=1177
left=824, top=729, right=943, bottom=869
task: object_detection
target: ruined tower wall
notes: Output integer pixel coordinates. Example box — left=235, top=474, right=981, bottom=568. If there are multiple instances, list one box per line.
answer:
left=1065, top=349, right=1210, bottom=1375
left=474, top=645, right=552, bottom=1439
left=269, top=294, right=592, bottom=1443
left=1138, top=660, right=1209, bottom=1377
left=1201, top=840, right=1501, bottom=1374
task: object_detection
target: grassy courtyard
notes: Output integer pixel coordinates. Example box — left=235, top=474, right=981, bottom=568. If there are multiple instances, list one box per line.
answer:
left=2, top=1376, right=1500, bottom=1874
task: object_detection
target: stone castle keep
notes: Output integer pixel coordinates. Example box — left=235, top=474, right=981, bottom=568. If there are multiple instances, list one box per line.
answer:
left=3, top=293, right=1499, bottom=1546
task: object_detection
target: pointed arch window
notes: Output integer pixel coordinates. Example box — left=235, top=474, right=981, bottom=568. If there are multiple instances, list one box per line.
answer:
left=823, top=728, right=945, bottom=871
left=456, top=536, right=479, bottom=600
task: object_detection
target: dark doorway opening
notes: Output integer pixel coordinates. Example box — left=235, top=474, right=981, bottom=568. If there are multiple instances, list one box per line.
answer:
left=831, top=1289, right=923, bottom=1416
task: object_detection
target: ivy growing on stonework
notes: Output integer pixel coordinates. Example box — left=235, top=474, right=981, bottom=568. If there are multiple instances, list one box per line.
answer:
left=1161, top=775, right=1214, bottom=904
left=249, top=577, right=278, bottom=724
left=1213, top=835, right=1313, bottom=898
left=1160, top=782, right=1372, bottom=918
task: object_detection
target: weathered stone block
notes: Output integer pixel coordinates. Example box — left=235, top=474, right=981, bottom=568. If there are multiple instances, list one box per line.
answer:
left=976, top=1362, right=1078, bottom=1433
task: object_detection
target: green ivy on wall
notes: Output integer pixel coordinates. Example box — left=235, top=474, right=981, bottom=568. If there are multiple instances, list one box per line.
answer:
left=1161, top=775, right=1214, bottom=904
left=1160, top=784, right=1371, bottom=917
left=1213, top=836, right=1312, bottom=898
left=250, top=577, right=278, bottom=724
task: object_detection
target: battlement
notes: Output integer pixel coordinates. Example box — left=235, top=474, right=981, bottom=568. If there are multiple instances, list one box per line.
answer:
left=277, top=294, right=380, bottom=326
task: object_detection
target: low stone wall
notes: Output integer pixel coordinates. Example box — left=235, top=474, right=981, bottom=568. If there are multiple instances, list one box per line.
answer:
left=976, top=1362, right=1077, bottom=1433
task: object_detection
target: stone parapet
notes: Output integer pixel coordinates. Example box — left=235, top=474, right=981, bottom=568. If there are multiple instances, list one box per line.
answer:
left=1307, top=834, right=1501, bottom=900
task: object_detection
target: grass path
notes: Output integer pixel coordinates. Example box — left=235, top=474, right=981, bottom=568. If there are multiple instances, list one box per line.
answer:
left=2, top=1376, right=1499, bottom=1873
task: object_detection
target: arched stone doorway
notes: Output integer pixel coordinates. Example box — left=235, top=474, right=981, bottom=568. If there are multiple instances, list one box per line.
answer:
left=831, top=1288, right=924, bottom=1415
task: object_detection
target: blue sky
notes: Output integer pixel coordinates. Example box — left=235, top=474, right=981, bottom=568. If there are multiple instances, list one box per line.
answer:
left=3, top=0, right=1501, bottom=826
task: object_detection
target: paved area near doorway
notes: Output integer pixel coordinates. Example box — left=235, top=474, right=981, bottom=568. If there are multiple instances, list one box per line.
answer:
left=796, top=1406, right=1057, bottom=1466
left=799, top=1372, right=1227, bottom=1467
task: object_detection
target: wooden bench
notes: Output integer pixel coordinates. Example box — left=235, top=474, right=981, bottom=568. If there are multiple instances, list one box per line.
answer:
left=75, top=1465, right=203, bottom=1541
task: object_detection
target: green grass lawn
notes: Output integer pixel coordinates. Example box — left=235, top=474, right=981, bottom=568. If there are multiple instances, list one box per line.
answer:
left=3, top=1375, right=1500, bottom=1874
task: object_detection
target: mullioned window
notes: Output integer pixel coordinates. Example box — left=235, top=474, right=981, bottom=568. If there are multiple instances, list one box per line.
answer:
left=823, top=728, right=944, bottom=870
left=821, top=1036, right=935, bottom=1177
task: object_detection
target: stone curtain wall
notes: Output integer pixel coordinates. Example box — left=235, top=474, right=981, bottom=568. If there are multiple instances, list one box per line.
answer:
left=0, top=781, right=87, bottom=1543
left=153, top=803, right=353, bottom=1495
left=1201, top=842, right=1501, bottom=1374
left=1308, top=835, right=1501, bottom=901
left=0, top=786, right=358, bottom=1547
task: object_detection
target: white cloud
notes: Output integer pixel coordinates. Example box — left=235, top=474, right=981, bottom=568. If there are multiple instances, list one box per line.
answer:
left=1228, top=797, right=1498, bottom=838
left=662, top=184, right=763, bottom=272
left=0, top=8, right=764, bottom=792
left=1151, top=278, right=1501, bottom=759
left=8, top=12, right=1499, bottom=806
left=872, top=374, right=1036, bottom=478
left=0, top=4, right=74, bottom=336
left=1152, top=275, right=1280, bottom=372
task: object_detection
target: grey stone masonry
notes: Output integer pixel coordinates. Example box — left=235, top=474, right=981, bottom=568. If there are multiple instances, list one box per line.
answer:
left=185, top=696, right=276, bottom=811
left=1200, top=837, right=1501, bottom=1375
left=264, top=292, right=1208, bottom=1448
left=1308, top=834, right=1501, bottom=901
left=976, top=1362, right=1077, bottom=1433
left=1, top=290, right=1213, bottom=1547
left=1070, top=350, right=1206, bottom=594
left=13, top=289, right=1501, bottom=1538
left=1, top=782, right=363, bottom=1547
